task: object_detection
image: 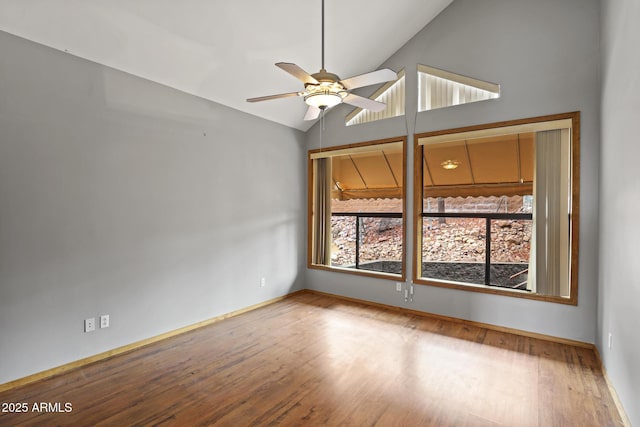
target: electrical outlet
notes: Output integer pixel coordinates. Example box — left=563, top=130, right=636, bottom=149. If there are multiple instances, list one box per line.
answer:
left=84, top=318, right=96, bottom=332
left=396, top=282, right=403, bottom=292
left=100, top=314, right=110, bottom=329
left=608, top=333, right=612, bottom=350
left=260, top=277, right=266, bottom=287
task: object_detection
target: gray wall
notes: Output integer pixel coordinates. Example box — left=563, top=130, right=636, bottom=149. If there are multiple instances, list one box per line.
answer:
left=0, top=31, right=306, bottom=384
left=599, top=0, right=640, bottom=424
left=4, top=5, right=636, bottom=424
left=305, top=0, right=601, bottom=344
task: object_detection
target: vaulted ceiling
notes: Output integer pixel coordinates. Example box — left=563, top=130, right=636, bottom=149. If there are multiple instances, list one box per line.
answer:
left=0, top=0, right=453, bottom=131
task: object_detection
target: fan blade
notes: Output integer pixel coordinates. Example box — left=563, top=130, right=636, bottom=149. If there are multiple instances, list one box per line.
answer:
left=343, top=94, right=386, bottom=112
left=340, top=68, right=397, bottom=90
left=304, top=105, right=322, bottom=121
left=246, top=92, right=303, bottom=103
left=276, top=62, right=319, bottom=85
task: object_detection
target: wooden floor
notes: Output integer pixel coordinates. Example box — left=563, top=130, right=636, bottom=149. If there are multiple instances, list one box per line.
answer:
left=0, top=291, right=623, bottom=426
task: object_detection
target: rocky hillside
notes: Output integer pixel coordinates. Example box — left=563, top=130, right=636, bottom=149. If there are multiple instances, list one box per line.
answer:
left=331, top=196, right=532, bottom=266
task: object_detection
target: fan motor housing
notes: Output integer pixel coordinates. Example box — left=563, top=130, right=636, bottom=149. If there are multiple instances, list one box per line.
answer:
left=305, top=69, right=347, bottom=99
left=310, top=69, right=341, bottom=84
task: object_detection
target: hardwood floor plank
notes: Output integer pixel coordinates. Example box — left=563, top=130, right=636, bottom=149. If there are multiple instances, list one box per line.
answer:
left=0, top=292, right=623, bottom=426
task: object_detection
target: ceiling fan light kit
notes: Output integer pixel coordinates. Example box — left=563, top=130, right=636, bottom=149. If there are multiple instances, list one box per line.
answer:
left=247, top=0, right=397, bottom=121
left=305, top=92, right=343, bottom=109
left=304, top=73, right=347, bottom=109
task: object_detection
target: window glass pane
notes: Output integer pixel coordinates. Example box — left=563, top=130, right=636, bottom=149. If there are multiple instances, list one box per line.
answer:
left=359, top=216, right=403, bottom=274
left=346, top=71, right=405, bottom=126
left=423, top=196, right=528, bottom=214
left=489, top=218, right=532, bottom=290
left=330, top=215, right=356, bottom=268
left=417, top=64, right=500, bottom=113
left=331, top=198, right=402, bottom=274
left=422, top=217, right=486, bottom=285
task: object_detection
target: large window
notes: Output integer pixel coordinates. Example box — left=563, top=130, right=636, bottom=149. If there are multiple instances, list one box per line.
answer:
left=413, top=112, right=580, bottom=304
left=308, top=138, right=406, bottom=279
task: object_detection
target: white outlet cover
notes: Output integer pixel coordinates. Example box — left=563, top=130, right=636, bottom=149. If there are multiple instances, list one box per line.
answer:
left=85, top=318, right=96, bottom=332
left=100, top=314, right=110, bottom=328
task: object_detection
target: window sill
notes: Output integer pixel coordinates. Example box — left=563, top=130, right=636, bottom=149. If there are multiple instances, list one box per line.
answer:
left=412, top=277, right=577, bottom=305
left=308, top=263, right=405, bottom=282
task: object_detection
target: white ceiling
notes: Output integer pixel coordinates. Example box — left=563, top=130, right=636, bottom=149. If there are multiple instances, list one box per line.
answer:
left=0, top=0, right=453, bottom=131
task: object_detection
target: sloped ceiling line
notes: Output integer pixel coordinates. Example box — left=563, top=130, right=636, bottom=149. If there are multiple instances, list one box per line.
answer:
left=423, top=154, right=435, bottom=188
left=349, top=155, right=368, bottom=190
left=463, top=141, right=476, bottom=184
left=382, top=151, right=400, bottom=188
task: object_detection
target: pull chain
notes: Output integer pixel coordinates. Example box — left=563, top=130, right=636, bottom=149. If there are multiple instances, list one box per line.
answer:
left=319, top=107, right=326, bottom=151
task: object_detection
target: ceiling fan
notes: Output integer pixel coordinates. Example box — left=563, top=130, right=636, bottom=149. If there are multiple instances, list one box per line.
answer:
left=246, top=0, right=398, bottom=121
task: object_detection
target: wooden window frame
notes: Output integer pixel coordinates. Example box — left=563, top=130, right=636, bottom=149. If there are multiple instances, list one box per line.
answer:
left=308, top=137, right=407, bottom=281
left=413, top=112, right=580, bottom=305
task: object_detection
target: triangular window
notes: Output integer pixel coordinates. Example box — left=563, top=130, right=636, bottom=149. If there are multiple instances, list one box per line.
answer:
left=346, top=70, right=405, bottom=126
left=418, top=64, right=500, bottom=112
